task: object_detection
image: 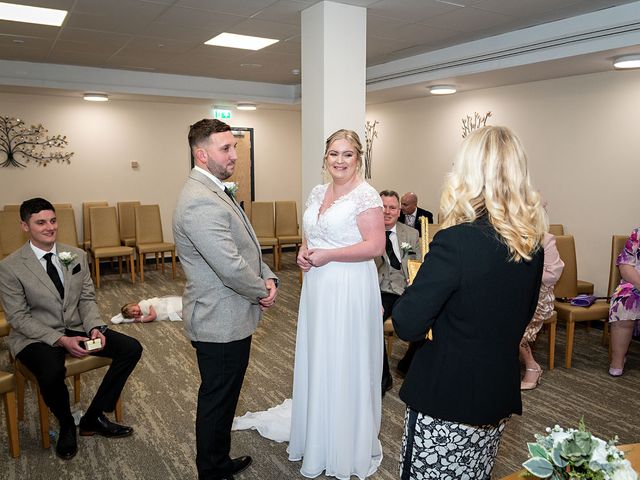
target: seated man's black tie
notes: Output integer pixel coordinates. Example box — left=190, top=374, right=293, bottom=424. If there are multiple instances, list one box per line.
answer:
left=385, top=231, right=401, bottom=270
left=44, top=252, right=64, bottom=299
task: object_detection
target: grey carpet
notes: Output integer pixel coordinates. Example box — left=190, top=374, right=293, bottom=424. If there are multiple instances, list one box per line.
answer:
left=0, top=252, right=638, bottom=479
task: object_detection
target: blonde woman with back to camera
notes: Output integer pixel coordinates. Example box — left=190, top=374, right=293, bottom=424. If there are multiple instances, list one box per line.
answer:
left=392, top=126, right=547, bottom=479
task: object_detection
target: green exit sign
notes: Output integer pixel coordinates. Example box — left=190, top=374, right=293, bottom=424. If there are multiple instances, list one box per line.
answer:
left=213, top=108, right=232, bottom=120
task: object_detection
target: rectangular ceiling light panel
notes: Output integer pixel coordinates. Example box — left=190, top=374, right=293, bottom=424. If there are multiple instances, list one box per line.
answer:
left=205, top=32, right=278, bottom=51
left=0, top=2, right=67, bottom=26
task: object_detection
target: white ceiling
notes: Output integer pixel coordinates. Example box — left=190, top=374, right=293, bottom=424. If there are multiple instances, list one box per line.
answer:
left=0, top=0, right=639, bottom=105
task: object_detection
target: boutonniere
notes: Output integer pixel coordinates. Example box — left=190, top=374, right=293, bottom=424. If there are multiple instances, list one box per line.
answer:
left=223, top=181, right=238, bottom=198
left=58, top=251, right=78, bottom=270
left=400, top=242, right=413, bottom=257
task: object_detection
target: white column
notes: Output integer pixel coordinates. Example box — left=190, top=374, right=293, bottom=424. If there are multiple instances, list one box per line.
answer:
left=300, top=1, right=367, bottom=206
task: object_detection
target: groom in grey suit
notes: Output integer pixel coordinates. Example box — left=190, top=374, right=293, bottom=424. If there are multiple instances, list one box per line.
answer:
left=376, top=190, right=419, bottom=396
left=173, top=119, right=278, bottom=480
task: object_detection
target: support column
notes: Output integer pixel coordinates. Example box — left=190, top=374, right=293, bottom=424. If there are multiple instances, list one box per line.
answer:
left=300, top=1, right=367, bottom=205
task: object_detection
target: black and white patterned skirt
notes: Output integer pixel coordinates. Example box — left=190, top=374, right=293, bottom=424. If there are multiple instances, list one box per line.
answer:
left=399, top=408, right=509, bottom=480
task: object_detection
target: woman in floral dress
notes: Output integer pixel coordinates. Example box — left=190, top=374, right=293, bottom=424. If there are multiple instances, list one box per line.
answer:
left=608, top=227, right=640, bottom=376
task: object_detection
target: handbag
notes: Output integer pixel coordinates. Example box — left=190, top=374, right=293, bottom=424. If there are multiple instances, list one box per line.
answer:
left=568, top=294, right=608, bottom=307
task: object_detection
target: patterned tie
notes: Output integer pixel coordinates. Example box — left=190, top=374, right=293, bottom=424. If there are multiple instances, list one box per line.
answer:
left=44, top=252, right=64, bottom=299
left=385, top=231, right=401, bottom=270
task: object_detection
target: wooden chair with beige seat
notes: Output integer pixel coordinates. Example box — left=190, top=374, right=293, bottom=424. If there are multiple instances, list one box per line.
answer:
left=548, top=224, right=594, bottom=294
left=554, top=235, right=610, bottom=368
left=117, top=201, right=141, bottom=247
left=14, top=357, right=123, bottom=449
left=0, top=210, right=28, bottom=261
left=251, top=201, right=279, bottom=271
left=275, top=201, right=302, bottom=260
left=55, top=207, right=80, bottom=248
left=89, top=206, right=135, bottom=288
left=134, top=204, right=176, bottom=282
left=81, top=201, right=108, bottom=251
left=0, top=370, right=19, bottom=458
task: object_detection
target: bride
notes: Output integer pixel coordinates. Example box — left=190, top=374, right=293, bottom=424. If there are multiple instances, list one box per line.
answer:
left=235, top=129, right=385, bottom=479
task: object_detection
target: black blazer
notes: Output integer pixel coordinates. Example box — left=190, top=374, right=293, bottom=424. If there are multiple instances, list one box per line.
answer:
left=399, top=207, right=434, bottom=236
left=392, top=217, right=543, bottom=425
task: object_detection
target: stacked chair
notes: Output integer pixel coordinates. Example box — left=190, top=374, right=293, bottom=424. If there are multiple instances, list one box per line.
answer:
left=0, top=303, right=19, bottom=457
left=55, top=206, right=80, bottom=248
left=117, top=201, right=141, bottom=247
left=134, top=204, right=176, bottom=282
left=82, top=201, right=108, bottom=251
left=88, top=206, right=135, bottom=288
left=0, top=210, right=28, bottom=260
left=275, top=201, right=302, bottom=260
left=251, top=202, right=279, bottom=270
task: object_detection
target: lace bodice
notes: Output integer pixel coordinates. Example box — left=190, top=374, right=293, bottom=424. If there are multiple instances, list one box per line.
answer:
left=303, top=182, right=382, bottom=249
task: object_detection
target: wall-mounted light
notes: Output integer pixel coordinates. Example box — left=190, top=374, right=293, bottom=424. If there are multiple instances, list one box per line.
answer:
left=613, top=55, right=640, bottom=70
left=236, top=102, right=257, bottom=111
left=429, top=85, right=457, bottom=95
left=83, top=92, right=109, bottom=102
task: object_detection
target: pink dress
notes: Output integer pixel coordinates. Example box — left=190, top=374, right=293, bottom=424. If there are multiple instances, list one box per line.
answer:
left=522, top=233, right=564, bottom=343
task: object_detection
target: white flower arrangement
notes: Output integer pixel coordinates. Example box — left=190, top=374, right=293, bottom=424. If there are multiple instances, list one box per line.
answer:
left=522, top=421, right=637, bottom=480
left=223, top=181, right=238, bottom=198
left=400, top=242, right=413, bottom=257
left=58, top=251, right=78, bottom=270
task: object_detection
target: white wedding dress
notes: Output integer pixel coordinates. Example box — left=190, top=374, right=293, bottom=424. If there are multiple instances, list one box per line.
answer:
left=233, top=182, right=384, bottom=478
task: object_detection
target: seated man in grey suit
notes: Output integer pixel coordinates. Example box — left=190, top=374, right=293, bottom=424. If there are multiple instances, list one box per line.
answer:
left=0, top=198, right=142, bottom=460
left=399, top=192, right=434, bottom=235
left=174, top=119, right=278, bottom=480
left=376, top=190, right=419, bottom=396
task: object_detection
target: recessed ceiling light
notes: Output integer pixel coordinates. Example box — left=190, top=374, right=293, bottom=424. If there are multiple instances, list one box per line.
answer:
left=613, top=54, right=640, bottom=70
left=0, top=2, right=67, bottom=26
left=205, top=32, right=278, bottom=51
left=429, top=85, right=457, bottom=95
left=236, top=102, right=257, bottom=111
left=83, top=92, right=109, bottom=102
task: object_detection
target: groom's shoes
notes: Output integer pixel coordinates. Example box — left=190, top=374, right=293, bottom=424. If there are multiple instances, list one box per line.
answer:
left=231, top=456, right=252, bottom=475
left=79, top=413, right=133, bottom=438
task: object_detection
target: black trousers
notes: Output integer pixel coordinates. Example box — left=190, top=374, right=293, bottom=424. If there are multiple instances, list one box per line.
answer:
left=16, top=329, right=142, bottom=426
left=193, top=336, right=252, bottom=480
left=381, top=291, right=400, bottom=382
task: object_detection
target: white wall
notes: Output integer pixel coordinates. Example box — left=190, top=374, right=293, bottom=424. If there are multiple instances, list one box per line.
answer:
left=0, top=92, right=301, bottom=243
left=367, top=69, right=640, bottom=295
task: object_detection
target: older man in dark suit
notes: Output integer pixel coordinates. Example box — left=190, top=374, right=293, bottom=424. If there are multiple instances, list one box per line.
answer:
left=173, top=119, right=278, bottom=480
left=0, top=198, right=142, bottom=460
left=399, top=192, right=433, bottom=235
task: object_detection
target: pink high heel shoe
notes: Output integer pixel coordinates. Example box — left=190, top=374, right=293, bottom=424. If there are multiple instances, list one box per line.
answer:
left=609, top=357, right=626, bottom=377
left=520, top=367, right=542, bottom=390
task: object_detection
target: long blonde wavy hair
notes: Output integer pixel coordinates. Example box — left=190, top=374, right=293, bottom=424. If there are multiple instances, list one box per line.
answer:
left=440, top=125, right=547, bottom=262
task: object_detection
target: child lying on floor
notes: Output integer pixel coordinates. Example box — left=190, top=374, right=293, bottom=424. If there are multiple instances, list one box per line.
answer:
left=110, top=296, right=182, bottom=324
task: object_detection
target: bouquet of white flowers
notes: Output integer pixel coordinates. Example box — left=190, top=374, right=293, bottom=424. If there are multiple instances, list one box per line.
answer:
left=522, top=420, right=637, bottom=480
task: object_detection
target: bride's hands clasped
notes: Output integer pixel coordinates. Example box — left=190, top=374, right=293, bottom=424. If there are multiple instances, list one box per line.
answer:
left=297, top=246, right=313, bottom=272
left=297, top=247, right=332, bottom=270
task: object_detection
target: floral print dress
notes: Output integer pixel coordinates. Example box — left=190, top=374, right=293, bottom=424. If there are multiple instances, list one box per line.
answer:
left=609, top=227, right=640, bottom=336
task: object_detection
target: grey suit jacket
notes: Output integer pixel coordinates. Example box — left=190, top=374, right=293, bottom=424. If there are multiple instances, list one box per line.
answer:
left=376, top=222, right=420, bottom=296
left=173, top=168, right=277, bottom=343
left=0, top=242, right=103, bottom=357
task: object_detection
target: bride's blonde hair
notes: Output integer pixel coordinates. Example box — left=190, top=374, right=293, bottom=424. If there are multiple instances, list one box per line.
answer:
left=440, top=125, right=547, bottom=262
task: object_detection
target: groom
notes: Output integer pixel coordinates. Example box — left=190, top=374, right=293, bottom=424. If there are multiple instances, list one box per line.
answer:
left=173, top=119, right=278, bottom=480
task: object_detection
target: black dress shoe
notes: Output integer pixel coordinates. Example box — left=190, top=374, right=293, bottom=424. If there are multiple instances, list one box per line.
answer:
left=231, top=456, right=252, bottom=475
left=56, top=423, right=78, bottom=460
left=381, top=375, right=393, bottom=397
left=79, top=413, right=133, bottom=438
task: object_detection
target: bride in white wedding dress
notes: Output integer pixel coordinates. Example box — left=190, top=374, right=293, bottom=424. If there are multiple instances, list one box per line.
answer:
left=233, top=129, right=386, bottom=479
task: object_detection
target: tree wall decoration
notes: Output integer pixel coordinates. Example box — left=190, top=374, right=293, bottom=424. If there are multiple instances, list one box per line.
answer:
left=0, top=116, right=74, bottom=168
left=364, top=120, right=379, bottom=179
left=461, top=111, right=492, bottom=138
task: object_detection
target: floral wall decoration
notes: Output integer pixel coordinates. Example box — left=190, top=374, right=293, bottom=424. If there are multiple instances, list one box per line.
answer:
left=461, top=111, right=492, bottom=138
left=0, top=116, right=74, bottom=168
left=364, top=120, right=379, bottom=179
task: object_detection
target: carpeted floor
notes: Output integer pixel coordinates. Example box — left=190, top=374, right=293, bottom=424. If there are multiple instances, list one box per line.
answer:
left=0, top=251, right=638, bottom=479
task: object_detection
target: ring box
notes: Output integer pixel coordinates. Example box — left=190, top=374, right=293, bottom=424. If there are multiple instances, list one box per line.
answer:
left=84, top=338, right=102, bottom=351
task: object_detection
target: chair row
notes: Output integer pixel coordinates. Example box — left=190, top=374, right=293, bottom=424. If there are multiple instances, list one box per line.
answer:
left=0, top=203, right=175, bottom=287
left=250, top=201, right=302, bottom=271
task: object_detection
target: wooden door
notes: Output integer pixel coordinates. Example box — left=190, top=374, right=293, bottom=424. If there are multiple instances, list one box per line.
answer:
left=227, top=128, right=254, bottom=219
